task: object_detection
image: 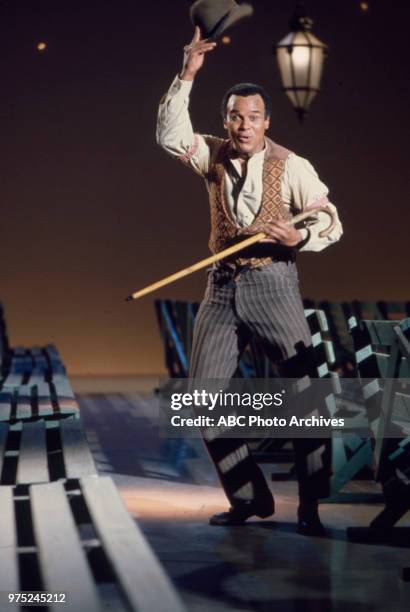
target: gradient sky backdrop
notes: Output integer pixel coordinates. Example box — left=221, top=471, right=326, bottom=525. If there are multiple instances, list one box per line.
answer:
left=0, top=0, right=409, bottom=375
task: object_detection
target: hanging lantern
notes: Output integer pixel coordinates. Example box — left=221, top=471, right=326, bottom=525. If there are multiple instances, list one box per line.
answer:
left=275, top=3, right=327, bottom=121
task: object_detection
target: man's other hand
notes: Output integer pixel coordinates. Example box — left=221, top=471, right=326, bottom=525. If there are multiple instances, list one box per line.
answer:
left=180, top=26, right=217, bottom=81
left=259, top=220, right=303, bottom=247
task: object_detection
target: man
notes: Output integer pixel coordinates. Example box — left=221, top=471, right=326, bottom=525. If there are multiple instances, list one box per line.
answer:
left=157, top=27, right=343, bottom=534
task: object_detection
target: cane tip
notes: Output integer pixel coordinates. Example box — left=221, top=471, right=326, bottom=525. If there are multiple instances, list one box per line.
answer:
left=125, top=295, right=134, bottom=302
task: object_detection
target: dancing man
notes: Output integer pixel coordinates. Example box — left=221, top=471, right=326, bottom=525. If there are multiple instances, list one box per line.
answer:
left=156, top=27, right=343, bottom=534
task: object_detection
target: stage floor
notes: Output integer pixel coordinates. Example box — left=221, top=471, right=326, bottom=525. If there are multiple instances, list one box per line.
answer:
left=77, top=391, right=410, bottom=612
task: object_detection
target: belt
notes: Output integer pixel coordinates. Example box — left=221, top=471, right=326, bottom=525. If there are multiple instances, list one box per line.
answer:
left=213, top=255, right=296, bottom=283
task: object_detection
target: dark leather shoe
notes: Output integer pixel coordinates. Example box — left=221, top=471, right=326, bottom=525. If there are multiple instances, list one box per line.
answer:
left=209, top=497, right=274, bottom=526
left=297, top=502, right=326, bottom=536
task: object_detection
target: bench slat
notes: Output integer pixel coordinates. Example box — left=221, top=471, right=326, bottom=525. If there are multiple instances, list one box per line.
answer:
left=30, top=482, right=101, bottom=612
left=37, top=382, right=54, bottom=416
left=44, top=344, right=63, bottom=362
left=0, top=488, right=19, bottom=591
left=53, top=380, right=79, bottom=415
left=16, top=385, right=33, bottom=420
left=2, top=372, right=24, bottom=387
left=17, top=420, right=49, bottom=484
left=0, top=389, right=12, bottom=421
left=81, top=476, right=186, bottom=612
left=27, top=370, right=46, bottom=385
left=60, top=417, right=97, bottom=479
left=362, top=320, right=399, bottom=347
left=53, top=378, right=75, bottom=398
left=0, top=424, right=8, bottom=482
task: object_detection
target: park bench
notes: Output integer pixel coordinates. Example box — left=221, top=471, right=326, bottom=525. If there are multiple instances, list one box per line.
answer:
left=303, top=308, right=378, bottom=502
left=0, top=476, right=186, bottom=612
left=0, top=302, right=187, bottom=609
left=347, top=317, right=410, bottom=503
left=1, top=345, right=67, bottom=387
left=303, top=299, right=410, bottom=375
left=346, top=318, right=410, bottom=579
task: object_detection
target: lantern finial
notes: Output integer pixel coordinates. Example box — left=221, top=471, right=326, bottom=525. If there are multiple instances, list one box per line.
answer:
left=289, top=1, right=312, bottom=32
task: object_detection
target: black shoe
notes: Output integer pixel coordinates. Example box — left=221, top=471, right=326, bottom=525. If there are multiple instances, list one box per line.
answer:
left=209, top=497, right=274, bottom=526
left=297, top=502, right=326, bottom=536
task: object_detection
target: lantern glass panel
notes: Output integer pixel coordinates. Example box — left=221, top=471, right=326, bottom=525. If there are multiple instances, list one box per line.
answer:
left=305, top=89, right=317, bottom=109
left=285, top=90, right=298, bottom=107
left=309, top=45, right=325, bottom=90
left=291, top=32, right=311, bottom=88
left=276, top=45, right=293, bottom=88
left=291, top=46, right=311, bottom=87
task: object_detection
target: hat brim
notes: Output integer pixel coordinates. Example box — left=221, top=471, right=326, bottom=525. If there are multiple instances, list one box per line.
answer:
left=205, top=4, right=254, bottom=40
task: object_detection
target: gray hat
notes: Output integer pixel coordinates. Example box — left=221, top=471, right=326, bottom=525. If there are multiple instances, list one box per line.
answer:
left=189, top=0, right=254, bottom=40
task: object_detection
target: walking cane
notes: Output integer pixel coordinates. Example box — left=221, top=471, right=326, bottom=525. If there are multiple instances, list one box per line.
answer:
left=126, top=204, right=337, bottom=302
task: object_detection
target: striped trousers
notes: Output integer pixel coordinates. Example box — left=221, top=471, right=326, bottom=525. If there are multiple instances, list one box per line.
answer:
left=189, top=260, right=331, bottom=506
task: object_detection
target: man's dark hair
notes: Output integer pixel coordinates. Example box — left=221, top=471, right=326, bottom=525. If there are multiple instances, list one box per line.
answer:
left=221, top=83, right=272, bottom=119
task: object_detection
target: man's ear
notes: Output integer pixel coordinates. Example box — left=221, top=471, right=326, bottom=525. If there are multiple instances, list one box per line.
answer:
left=264, top=116, right=270, bottom=130
left=223, top=118, right=228, bottom=131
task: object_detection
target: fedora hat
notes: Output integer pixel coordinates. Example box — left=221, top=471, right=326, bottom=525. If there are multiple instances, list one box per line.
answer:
left=189, top=0, right=254, bottom=40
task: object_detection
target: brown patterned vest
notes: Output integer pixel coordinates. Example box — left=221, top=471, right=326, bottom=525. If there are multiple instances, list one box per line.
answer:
left=205, top=136, right=294, bottom=268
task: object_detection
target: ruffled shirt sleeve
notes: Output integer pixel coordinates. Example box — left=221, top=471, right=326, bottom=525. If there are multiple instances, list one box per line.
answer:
left=156, top=75, right=211, bottom=177
left=282, top=153, right=343, bottom=252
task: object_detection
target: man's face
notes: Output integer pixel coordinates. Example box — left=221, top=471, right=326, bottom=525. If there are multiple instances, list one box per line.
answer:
left=223, top=94, right=270, bottom=157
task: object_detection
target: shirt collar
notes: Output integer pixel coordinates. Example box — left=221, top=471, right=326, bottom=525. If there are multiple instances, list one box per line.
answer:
left=227, top=138, right=267, bottom=163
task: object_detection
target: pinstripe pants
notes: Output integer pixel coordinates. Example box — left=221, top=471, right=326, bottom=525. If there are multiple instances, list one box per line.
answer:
left=189, top=260, right=331, bottom=505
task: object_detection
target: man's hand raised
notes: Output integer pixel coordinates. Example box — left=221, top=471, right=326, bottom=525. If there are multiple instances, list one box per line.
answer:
left=180, top=26, right=217, bottom=81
